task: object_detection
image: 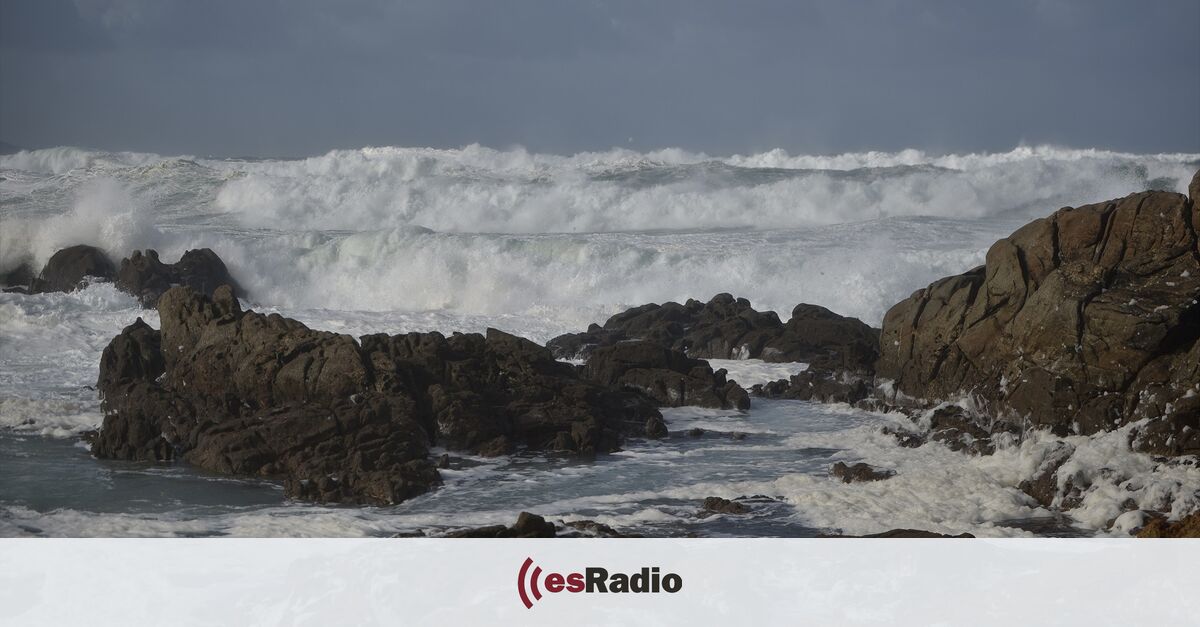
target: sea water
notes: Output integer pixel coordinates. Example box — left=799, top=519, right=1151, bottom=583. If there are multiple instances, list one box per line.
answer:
left=2, top=144, right=1197, bottom=536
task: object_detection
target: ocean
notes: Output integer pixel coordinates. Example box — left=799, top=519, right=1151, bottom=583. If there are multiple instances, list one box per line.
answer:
left=2, top=144, right=1198, bottom=537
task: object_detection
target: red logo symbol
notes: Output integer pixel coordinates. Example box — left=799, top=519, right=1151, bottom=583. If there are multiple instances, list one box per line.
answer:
left=517, top=557, right=542, bottom=609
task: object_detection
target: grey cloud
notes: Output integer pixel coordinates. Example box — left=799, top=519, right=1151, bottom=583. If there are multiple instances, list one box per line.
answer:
left=1, top=0, right=1197, bottom=156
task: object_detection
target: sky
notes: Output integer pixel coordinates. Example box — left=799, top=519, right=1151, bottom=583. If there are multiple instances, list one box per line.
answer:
left=1, top=0, right=1198, bottom=157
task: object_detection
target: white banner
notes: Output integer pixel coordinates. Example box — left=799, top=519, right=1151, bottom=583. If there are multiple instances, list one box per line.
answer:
left=1, top=539, right=1196, bottom=626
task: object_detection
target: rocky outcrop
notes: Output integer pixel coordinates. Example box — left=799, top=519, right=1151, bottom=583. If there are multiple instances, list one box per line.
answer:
left=860, top=529, right=975, bottom=538
left=6, top=245, right=242, bottom=308
left=581, top=340, right=750, bottom=410
left=116, top=248, right=243, bottom=307
left=0, top=263, right=36, bottom=292
left=877, top=176, right=1200, bottom=456
left=94, top=286, right=667, bottom=504
left=830, top=461, right=895, bottom=483
left=1017, top=442, right=1080, bottom=509
left=752, top=369, right=872, bottom=404
left=548, top=294, right=879, bottom=372
left=27, top=245, right=116, bottom=294
left=1135, top=511, right=1200, bottom=538
left=699, top=496, right=752, bottom=516
left=444, top=512, right=558, bottom=538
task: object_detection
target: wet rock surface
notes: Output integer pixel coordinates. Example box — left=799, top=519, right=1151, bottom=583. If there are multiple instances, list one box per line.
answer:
left=1135, top=511, right=1200, bottom=538
left=549, top=293, right=879, bottom=372
left=698, top=496, right=760, bottom=517
left=444, top=512, right=558, bottom=538
left=94, top=286, right=667, bottom=504
left=830, top=461, right=895, bottom=483
left=6, top=245, right=243, bottom=308
left=116, top=248, right=243, bottom=308
left=877, top=179, right=1200, bottom=457
left=752, top=369, right=871, bottom=404
left=1017, top=442, right=1080, bottom=509
left=581, top=340, right=750, bottom=410
left=28, top=245, right=116, bottom=294
left=860, top=529, right=975, bottom=538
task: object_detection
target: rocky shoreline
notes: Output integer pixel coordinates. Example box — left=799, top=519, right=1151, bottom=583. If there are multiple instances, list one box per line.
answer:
left=7, top=169, right=1199, bottom=536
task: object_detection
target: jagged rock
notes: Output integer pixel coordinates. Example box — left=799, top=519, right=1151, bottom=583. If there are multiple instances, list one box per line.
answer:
left=361, top=328, right=665, bottom=455
left=881, top=426, right=925, bottom=448
left=752, top=368, right=871, bottom=404
left=1018, top=442, right=1080, bottom=509
left=878, top=177, right=1200, bottom=455
left=117, top=248, right=242, bottom=308
left=444, top=512, right=558, bottom=538
left=94, top=286, right=666, bottom=504
left=861, top=529, right=975, bottom=538
left=10, top=244, right=243, bottom=308
left=925, top=405, right=1000, bottom=456
left=559, top=520, right=626, bottom=538
left=548, top=294, right=879, bottom=372
left=1135, top=511, right=1200, bottom=538
left=28, top=245, right=116, bottom=294
left=700, top=496, right=751, bottom=515
left=0, top=262, right=35, bottom=293
left=581, top=340, right=750, bottom=410
left=95, top=317, right=165, bottom=392
left=830, top=461, right=895, bottom=483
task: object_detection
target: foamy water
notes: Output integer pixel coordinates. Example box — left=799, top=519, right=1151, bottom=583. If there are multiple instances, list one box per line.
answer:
left=1, top=144, right=1198, bottom=537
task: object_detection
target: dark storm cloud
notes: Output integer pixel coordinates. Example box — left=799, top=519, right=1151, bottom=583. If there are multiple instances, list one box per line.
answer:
left=1, top=0, right=1197, bottom=156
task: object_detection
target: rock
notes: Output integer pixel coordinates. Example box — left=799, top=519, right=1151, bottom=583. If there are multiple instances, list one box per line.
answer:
left=830, top=461, right=895, bottom=483
left=117, top=248, right=242, bottom=308
left=700, top=496, right=751, bottom=515
left=28, top=245, right=116, bottom=294
left=687, top=427, right=705, bottom=437
left=1017, top=442, right=1079, bottom=509
left=560, top=520, right=626, bottom=538
left=548, top=294, right=879, bottom=372
left=95, top=318, right=165, bottom=392
left=860, top=529, right=975, bottom=538
left=0, top=262, right=35, bottom=292
left=362, top=327, right=664, bottom=455
left=436, top=453, right=451, bottom=469
left=445, top=512, right=558, bottom=538
left=1135, top=511, right=1200, bottom=538
left=94, top=286, right=666, bottom=504
left=877, top=178, right=1200, bottom=455
left=881, top=426, right=924, bottom=448
left=581, top=340, right=750, bottom=410
left=925, top=405, right=1000, bottom=456
left=752, top=369, right=871, bottom=404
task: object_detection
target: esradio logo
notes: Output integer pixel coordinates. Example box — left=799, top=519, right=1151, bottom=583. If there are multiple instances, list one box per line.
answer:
left=517, top=557, right=683, bottom=609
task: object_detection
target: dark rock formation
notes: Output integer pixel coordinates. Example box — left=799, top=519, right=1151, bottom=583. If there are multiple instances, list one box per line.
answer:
left=117, top=248, right=243, bottom=308
left=94, top=286, right=666, bottom=504
left=1017, top=442, right=1079, bottom=509
left=860, top=529, right=975, bottom=538
left=752, top=369, right=871, bottom=404
left=444, top=512, right=558, bottom=538
left=0, top=262, right=35, bottom=293
left=559, top=520, right=627, bottom=538
left=29, top=245, right=116, bottom=294
left=700, top=496, right=751, bottom=516
left=877, top=178, right=1200, bottom=456
left=9, top=245, right=243, bottom=308
left=581, top=340, right=750, bottom=410
left=830, top=461, right=895, bottom=483
left=1135, top=511, right=1200, bottom=538
left=548, top=294, right=879, bottom=372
